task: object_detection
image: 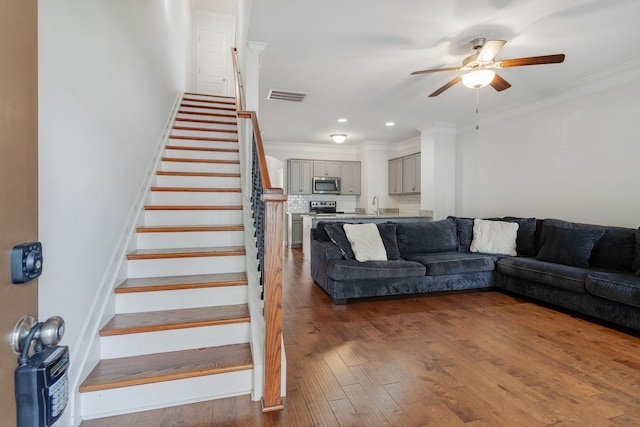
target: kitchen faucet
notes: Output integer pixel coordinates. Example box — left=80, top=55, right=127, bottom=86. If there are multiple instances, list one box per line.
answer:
left=372, top=196, right=379, bottom=216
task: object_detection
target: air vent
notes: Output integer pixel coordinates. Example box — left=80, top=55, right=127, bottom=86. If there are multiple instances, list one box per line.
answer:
left=267, top=89, right=308, bottom=102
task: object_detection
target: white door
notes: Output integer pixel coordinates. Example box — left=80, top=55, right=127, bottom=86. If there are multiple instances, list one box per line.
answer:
left=197, top=28, right=230, bottom=96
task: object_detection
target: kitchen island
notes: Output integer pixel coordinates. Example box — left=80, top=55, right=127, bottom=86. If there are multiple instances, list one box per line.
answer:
left=301, top=213, right=432, bottom=259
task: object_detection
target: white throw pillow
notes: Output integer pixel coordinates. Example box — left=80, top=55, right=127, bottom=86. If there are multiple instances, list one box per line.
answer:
left=343, top=223, right=388, bottom=262
left=470, top=219, right=519, bottom=256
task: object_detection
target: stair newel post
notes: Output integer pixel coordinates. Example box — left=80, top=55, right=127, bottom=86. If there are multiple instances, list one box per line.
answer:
left=261, top=191, right=286, bottom=411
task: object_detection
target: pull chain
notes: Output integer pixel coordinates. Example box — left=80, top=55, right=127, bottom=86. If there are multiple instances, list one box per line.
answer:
left=475, top=88, right=480, bottom=130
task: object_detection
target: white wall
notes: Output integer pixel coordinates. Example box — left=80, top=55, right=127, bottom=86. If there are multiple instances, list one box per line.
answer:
left=456, top=65, right=640, bottom=228
left=38, top=1, right=191, bottom=423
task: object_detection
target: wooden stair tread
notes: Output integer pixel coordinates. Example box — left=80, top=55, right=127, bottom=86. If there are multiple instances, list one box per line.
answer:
left=175, top=117, right=237, bottom=126
left=165, top=145, right=239, bottom=153
left=169, top=135, right=238, bottom=142
left=100, top=304, right=250, bottom=336
left=115, top=272, right=248, bottom=294
left=144, top=205, right=242, bottom=211
left=127, top=246, right=245, bottom=260
left=156, top=171, right=241, bottom=178
left=150, top=186, right=241, bottom=193
left=177, top=110, right=237, bottom=119
left=161, top=157, right=240, bottom=164
left=136, top=224, right=244, bottom=233
left=79, top=343, right=252, bottom=392
left=172, top=126, right=237, bottom=134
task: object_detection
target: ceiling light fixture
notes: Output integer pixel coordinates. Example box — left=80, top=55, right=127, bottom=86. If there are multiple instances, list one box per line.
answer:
left=385, top=121, right=395, bottom=127
left=330, top=134, right=347, bottom=143
left=462, top=69, right=496, bottom=89
left=337, top=118, right=347, bottom=123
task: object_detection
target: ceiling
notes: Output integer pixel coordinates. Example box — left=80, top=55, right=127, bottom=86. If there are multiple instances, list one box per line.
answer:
left=213, top=0, right=640, bottom=145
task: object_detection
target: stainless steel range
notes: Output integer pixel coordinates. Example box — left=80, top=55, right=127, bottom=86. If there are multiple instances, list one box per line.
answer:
left=309, top=200, right=340, bottom=214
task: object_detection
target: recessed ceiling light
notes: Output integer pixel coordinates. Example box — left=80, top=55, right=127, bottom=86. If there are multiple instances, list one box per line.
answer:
left=337, top=118, right=347, bottom=123
left=385, top=121, right=395, bottom=127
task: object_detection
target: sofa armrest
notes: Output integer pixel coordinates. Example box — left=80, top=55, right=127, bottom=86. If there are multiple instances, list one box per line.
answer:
left=311, top=239, right=342, bottom=287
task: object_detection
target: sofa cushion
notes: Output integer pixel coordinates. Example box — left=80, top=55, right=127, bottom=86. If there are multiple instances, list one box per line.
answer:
left=537, top=223, right=604, bottom=268
left=590, top=226, right=636, bottom=272
left=377, top=222, right=401, bottom=260
left=326, top=259, right=426, bottom=281
left=634, top=227, right=640, bottom=275
left=324, top=224, right=355, bottom=259
left=451, top=217, right=474, bottom=252
left=542, top=219, right=634, bottom=271
left=403, top=252, right=495, bottom=276
left=586, top=272, right=640, bottom=308
left=344, top=223, right=387, bottom=262
left=315, top=221, right=347, bottom=242
left=396, top=219, right=457, bottom=256
left=502, top=217, right=537, bottom=256
left=324, top=222, right=400, bottom=261
left=470, top=219, right=519, bottom=256
left=496, top=257, right=589, bottom=293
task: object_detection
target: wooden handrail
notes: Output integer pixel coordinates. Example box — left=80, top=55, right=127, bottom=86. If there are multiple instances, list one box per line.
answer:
left=231, top=47, right=286, bottom=412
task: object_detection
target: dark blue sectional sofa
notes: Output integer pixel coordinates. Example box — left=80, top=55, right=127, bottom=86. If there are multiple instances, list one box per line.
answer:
left=310, top=217, right=640, bottom=332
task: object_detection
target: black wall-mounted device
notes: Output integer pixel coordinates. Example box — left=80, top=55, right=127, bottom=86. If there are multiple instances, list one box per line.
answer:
left=11, top=242, right=43, bottom=284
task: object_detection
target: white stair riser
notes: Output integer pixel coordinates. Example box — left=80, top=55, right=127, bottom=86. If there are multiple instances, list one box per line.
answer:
left=80, top=370, right=252, bottom=420
left=182, top=98, right=234, bottom=106
left=127, top=255, right=246, bottom=278
left=150, top=191, right=241, bottom=205
left=160, top=161, right=239, bottom=174
left=100, top=323, right=250, bottom=359
left=155, top=175, right=240, bottom=188
left=171, top=130, right=237, bottom=140
left=173, top=122, right=237, bottom=131
left=144, top=209, right=243, bottom=226
left=116, top=285, right=248, bottom=313
left=136, top=230, right=244, bottom=249
left=165, top=139, right=239, bottom=150
left=176, top=112, right=236, bottom=123
left=164, top=148, right=239, bottom=161
left=179, top=106, right=236, bottom=116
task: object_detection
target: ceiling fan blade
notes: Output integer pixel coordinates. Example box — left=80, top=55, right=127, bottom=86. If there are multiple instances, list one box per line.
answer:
left=411, top=67, right=460, bottom=76
left=428, top=76, right=462, bottom=97
left=477, top=40, right=506, bottom=63
left=490, top=73, right=511, bottom=91
left=497, top=54, right=565, bottom=68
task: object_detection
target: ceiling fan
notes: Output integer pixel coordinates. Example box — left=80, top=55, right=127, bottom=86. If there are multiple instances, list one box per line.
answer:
left=411, top=38, right=565, bottom=97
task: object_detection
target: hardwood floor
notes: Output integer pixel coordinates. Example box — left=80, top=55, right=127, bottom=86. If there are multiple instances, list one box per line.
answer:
left=81, top=248, right=640, bottom=426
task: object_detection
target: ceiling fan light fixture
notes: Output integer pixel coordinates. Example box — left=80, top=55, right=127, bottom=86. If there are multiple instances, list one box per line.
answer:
left=462, top=69, right=496, bottom=89
left=330, top=134, right=347, bottom=143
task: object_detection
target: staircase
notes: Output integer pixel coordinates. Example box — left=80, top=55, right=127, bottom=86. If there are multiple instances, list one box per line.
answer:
left=79, top=94, right=254, bottom=419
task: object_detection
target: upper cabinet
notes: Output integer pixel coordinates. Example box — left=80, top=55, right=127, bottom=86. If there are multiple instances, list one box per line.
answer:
left=340, top=161, right=361, bottom=195
left=313, top=160, right=341, bottom=177
left=287, top=158, right=361, bottom=195
left=287, top=159, right=313, bottom=194
left=402, top=153, right=421, bottom=194
left=389, top=153, right=421, bottom=195
left=388, top=158, right=404, bottom=194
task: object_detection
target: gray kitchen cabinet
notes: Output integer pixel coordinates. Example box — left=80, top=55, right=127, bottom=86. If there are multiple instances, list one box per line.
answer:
left=340, top=161, right=361, bottom=195
left=388, top=157, right=404, bottom=194
left=403, top=153, right=421, bottom=194
left=313, top=160, right=341, bottom=177
left=287, top=159, right=313, bottom=194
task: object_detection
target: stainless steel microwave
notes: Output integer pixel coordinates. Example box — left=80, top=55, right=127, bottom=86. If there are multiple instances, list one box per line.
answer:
left=312, top=176, right=341, bottom=194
